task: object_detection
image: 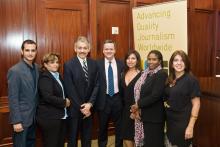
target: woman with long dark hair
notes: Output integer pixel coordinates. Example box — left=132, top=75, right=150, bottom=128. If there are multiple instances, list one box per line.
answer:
left=164, top=50, right=201, bottom=147
left=121, top=50, right=142, bottom=147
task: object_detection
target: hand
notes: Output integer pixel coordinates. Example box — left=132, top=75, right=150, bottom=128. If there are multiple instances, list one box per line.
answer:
left=83, top=111, right=92, bottom=119
left=13, top=123, right=24, bottom=132
left=65, top=98, right=71, bottom=107
left=130, top=103, right=139, bottom=113
left=185, top=126, right=194, bottom=140
left=130, top=110, right=141, bottom=120
left=80, top=103, right=92, bottom=116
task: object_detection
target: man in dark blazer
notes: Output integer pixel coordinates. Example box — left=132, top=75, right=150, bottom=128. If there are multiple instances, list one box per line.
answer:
left=64, top=36, right=99, bottom=147
left=96, top=40, right=124, bottom=147
left=7, top=39, right=39, bottom=147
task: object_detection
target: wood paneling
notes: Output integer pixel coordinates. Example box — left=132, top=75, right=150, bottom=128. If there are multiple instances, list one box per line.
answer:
left=97, top=0, right=131, bottom=59
left=0, top=0, right=36, bottom=97
left=216, top=50, right=220, bottom=75
left=0, top=98, right=12, bottom=147
left=215, top=12, right=220, bottom=75
left=1, top=0, right=220, bottom=147
left=214, top=0, right=220, bottom=9
left=193, top=77, right=220, bottom=147
left=36, top=0, right=89, bottom=73
left=194, top=0, right=214, bottom=10
left=194, top=96, right=220, bottom=147
left=189, top=10, right=214, bottom=76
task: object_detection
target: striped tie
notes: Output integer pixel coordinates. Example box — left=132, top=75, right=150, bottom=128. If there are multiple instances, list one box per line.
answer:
left=83, top=60, right=88, bottom=82
left=108, top=61, right=114, bottom=96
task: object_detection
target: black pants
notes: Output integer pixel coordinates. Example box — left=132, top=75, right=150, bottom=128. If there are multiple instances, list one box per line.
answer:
left=37, top=118, right=66, bottom=147
left=143, top=122, right=164, bottom=147
left=67, top=116, right=92, bottom=147
left=98, top=94, right=123, bottom=147
left=13, top=122, right=36, bottom=147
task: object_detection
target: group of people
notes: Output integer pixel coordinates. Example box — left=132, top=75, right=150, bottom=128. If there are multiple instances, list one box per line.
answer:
left=7, top=36, right=201, bottom=147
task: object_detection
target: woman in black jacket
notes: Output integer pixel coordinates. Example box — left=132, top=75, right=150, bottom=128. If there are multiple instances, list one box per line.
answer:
left=37, top=53, right=70, bottom=147
left=131, top=50, right=167, bottom=147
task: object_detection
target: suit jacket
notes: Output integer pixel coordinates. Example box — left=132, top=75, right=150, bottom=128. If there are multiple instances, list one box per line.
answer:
left=7, top=60, right=39, bottom=128
left=63, top=57, right=99, bottom=117
left=138, top=69, right=168, bottom=123
left=37, top=70, right=66, bottom=119
left=96, top=58, right=124, bottom=111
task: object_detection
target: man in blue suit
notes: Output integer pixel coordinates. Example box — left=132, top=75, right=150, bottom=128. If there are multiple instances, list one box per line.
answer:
left=64, top=36, right=99, bottom=147
left=7, top=39, right=39, bottom=147
left=96, top=40, right=124, bottom=147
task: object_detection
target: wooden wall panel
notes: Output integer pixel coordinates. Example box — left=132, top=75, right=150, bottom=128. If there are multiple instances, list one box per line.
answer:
left=215, top=12, right=220, bottom=75
left=192, top=77, right=220, bottom=147
left=1, top=0, right=220, bottom=147
left=0, top=98, right=12, bottom=147
left=189, top=10, right=214, bottom=76
left=36, top=0, right=89, bottom=73
left=135, top=0, right=160, bottom=5
left=214, top=0, right=220, bottom=9
left=0, top=0, right=36, bottom=97
left=194, top=0, right=214, bottom=10
left=216, top=50, right=220, bottom=75
left=194, top=95, right=220, bottom=147
left=97, top=0, right=131, bottom=59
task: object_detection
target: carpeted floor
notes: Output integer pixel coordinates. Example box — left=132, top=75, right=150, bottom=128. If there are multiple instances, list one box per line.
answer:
left=64, top=136, right=115, bottom=147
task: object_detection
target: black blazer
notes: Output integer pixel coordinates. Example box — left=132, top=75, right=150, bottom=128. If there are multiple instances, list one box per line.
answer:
left=37, top=70, right=66, bottom=119
left=96, top=59, right=124, bottom=110
left=63, top=57, right=99, bottom=117
left=138, top=69, right=168, bottom=123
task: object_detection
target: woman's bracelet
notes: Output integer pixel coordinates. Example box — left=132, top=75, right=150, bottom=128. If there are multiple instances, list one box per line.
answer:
left=191, top=115, right=198, bottom=119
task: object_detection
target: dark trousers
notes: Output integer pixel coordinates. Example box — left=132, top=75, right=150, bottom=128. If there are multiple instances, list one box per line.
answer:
left=37, top=118, right=66, bottom=147
left=13, top=123, right=36, bottom=147
left=143, top=122, right=164, bottom=147
left=98, top=94, right=123, bottom=147
left=67, top=116, right=92, bottom=147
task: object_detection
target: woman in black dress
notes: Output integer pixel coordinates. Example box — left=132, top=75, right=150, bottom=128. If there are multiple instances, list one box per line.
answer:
left=37, top=53, right=71, bottom=147
left=121, top=50, right=142, bottom=147
left=131, top=50, right=168, bottom=147
left=164, top=50, right=201, bottom=147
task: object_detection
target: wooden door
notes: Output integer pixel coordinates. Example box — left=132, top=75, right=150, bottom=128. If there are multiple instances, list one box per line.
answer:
left=36, top=0, right=89, bottom=73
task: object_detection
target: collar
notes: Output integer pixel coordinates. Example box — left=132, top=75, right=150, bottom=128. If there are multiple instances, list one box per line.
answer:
left=50, top=71, right=60, bottom=79
left=77, top=56, right=87, bottom=64
left=104, top=57, right=116, bottom=64
left=22, top=59, right=35, bottom=69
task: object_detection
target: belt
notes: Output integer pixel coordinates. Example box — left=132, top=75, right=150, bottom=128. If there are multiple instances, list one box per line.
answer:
left=106, top=92, right=119, bottom=97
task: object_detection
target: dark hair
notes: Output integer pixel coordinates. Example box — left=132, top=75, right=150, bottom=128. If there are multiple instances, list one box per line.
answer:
left=147, top=50, right=164, bottom=68
left=41, top=53, right=60, bottom=71
left=103, top=39, right=116, bottom=48
left=168, top=50, right=190, bottom=84
left=21, top=39, right=37, bottom=50
left=124, top=50, right=142, bottom=74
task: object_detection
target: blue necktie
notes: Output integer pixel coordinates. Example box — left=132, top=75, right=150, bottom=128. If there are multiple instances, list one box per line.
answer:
left=108, top=62, right=114, bottom=96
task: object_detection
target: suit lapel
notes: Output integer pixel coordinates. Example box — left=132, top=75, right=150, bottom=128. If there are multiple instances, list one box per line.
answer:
left=83, top=58, right=90, bottom=85
left=75, top=57, right=85, bottom=75
left=34, top=63, right=39, bottom=94
left=141, top=73, right=155, bottom=89
left=116, top=59, right=122, bottom=86
left=101, top=59, right=107, bottom=83
left=75, top=57, right=88, bottom=84
left=47, top=71, right=64, bottom=95
left=20, top=61, right=35, bottom=92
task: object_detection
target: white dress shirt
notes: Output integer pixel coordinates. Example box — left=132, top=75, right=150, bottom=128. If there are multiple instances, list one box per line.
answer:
left=77, top=56, right=88, bottom=68
left=105, top=58, right=119, bottom=95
